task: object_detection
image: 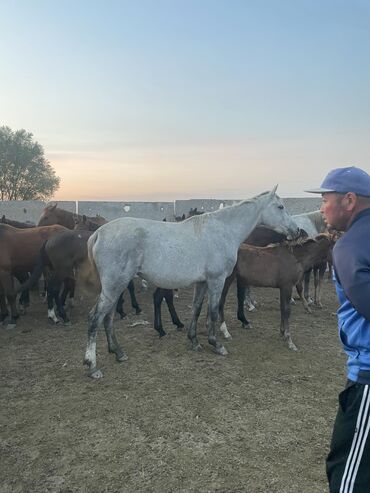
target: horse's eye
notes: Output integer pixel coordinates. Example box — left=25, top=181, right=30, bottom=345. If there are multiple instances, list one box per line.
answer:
left=278, top=205, right=284, bottom=210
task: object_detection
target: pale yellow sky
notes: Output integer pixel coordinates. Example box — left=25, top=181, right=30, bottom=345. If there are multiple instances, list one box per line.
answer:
left=49, top=137, right=370, bottom=201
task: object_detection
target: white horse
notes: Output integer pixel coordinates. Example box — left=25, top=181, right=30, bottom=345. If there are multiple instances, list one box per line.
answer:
left=83, top=187, right=299, bottom=378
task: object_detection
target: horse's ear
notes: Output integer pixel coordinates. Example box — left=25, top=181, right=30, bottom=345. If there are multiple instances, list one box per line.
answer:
left=1, top=215, right=5, bottom=222
left=83, top=215, right=87, bottom=224
left=50, top=203, right=57, bottom=211
left=271, top=185, right=278, bottom=194
left=72, top=213, right=78, bottom=224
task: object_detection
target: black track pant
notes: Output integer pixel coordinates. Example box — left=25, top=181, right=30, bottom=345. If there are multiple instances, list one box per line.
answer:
left=326, top=381, right=370, bottom=493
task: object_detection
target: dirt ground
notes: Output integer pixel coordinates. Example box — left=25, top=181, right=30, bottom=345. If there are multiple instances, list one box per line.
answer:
left=0, top=278, right=345, bottom=493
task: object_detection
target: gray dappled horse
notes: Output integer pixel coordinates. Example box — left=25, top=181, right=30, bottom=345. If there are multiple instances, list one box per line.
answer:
left=84, top=187, right=299, bottom=378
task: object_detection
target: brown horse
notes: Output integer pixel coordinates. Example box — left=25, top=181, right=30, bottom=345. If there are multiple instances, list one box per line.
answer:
left=0, top=223, right=67, bottom=327
left=218, top=233, right=335, bottom=350
left=37, top=204, right=106, bottom=230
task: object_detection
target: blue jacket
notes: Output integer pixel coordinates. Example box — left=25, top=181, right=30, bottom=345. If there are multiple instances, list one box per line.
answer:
left=333, top=208, right=370, bottom=384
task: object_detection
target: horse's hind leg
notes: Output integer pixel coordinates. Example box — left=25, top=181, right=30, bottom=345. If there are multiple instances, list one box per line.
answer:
left=218, top=269, right=236, bottom=340
left=104, top=309, right=128, bottom=362
left=16, top=272, right=30, bottom=312
left=61, top=277, right=75, bottom=310
left=163, top=289, right=184, bottom=331
left=0, top=272, right=19, bottom=328
left=84, top=293, right=118, bottom=379
left=55, top=281, right=70, bottom=324
left=127, top=279, right=141, bottom=314
left=187, top=282, right=207, bottom=351
left=303, top=268, right=313, bottom=304
left=206, top=279, right=228, bottom=356
left=295, top=280, right=311, bottom=313
left=236, top=277, right=251, bottom=328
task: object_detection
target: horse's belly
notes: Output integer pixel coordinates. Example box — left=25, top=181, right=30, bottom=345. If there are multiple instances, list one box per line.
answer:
left=139, top=264, right=205, bottom=290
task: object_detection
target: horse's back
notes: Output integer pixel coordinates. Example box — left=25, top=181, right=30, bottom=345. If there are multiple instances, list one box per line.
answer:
left=237, top=244, right=300, bottom=287
left=0, top=224, right=68, bottom=271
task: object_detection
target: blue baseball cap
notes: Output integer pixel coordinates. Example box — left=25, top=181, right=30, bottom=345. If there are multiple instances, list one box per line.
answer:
left=305, top=166, right=370, bottom=197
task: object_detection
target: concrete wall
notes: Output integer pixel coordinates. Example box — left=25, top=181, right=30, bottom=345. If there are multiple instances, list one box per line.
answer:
left=0, top=200, right=45, bottom=224
left=175, top=197, right=321, bottom=217
left=1, top=197, right=322, bottom=224
left=78, top=201, right=174, bottom=221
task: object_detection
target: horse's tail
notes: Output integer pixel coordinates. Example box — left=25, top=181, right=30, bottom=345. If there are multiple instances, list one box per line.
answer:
left=16, top=242, right=49, bottom=293
left=76, top=233, right=101, bottom=293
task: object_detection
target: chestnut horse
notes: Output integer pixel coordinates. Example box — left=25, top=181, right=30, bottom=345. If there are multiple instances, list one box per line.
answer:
left=37, top=204, right=106, bottom=230
left=218, top=234, right=335, bottom=350
left=0, top=223, right=67, bottom=327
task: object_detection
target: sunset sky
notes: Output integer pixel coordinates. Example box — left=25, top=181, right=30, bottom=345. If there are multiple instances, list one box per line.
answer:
left=1, top=1, right=370, bottom=201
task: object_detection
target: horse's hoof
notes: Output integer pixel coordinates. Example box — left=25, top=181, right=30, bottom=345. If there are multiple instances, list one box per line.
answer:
left=191, top=343, right=203, bottom=352
left=158, top=329, right=167, bottom=338
left=288, top=341, right=298, bottom=351
left=119, top=313, right=126, bottom=319
left=176, top=324, right=184, bottom=331
left=62, top=320, right=72, bottom=327
left=214, top=345, right=228, bottom=356
left=224, top=333, right=232, bottom=341
left=135, top=308, right=142, bottom=315
left=241, top=322, right=252, bottom=329
left=89, top=368, right=104, bottom=379
left=48, top=317, right=60, bottom=325
left=116, top=352, right=128, bottom=362
left=6, top=323, right=16, bottom=330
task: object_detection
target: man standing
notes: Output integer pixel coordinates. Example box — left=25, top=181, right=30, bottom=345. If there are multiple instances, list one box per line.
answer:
left=306, top=166, right=370, bottom=493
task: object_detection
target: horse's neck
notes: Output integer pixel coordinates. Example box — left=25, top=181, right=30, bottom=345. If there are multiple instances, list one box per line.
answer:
left=214, top=199, right=264, bottom=247
left=293, top=242, right=327, bottom=269
left=299, top=211, right=325, bottom=234
left=57, top=209, right=75, bottom=229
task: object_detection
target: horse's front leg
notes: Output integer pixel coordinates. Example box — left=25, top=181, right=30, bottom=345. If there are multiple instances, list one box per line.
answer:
left=314, top=262, right=326, bottom=308
left=163, top=289, right=184, bottom=331
left=279, top=287, right=297, bottom=351
left=187, top=281, right=207, bottom=351
left=207, top=279, right=228, bottom=356
left=0, top=290, right=9, bottom=323
left=153, top=288, right=166, bottom=337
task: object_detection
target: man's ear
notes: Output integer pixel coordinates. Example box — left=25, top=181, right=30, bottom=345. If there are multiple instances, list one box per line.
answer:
left=344, top=192, right=357, bottom=211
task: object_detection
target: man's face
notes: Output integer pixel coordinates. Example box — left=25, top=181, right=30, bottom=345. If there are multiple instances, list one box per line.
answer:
left=320, top=193, right=349, bottom=231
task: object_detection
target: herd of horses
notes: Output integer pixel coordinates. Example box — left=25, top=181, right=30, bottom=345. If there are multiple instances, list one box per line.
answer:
left=0, top=188, right=337, bottom=378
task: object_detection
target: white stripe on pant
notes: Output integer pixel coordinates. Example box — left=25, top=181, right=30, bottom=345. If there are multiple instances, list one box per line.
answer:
left=340, top=385, right=370, bottom=493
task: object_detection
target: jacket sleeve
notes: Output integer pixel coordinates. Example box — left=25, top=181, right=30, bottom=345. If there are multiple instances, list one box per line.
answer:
left=334, top=244, right=370, bottom=323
